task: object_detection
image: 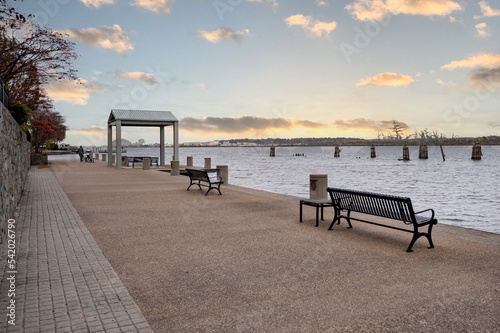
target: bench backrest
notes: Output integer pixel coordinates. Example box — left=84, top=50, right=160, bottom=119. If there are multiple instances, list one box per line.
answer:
left=327, top=187, right=416, bottom=223
left=186, top=168, right=210, bottom=182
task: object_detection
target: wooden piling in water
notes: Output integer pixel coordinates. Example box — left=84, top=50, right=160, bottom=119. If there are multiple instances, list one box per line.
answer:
left=471, top=143, right=482, bottom=160
left=440, top=144, right=446, bottom=162
left=270, top=146, right=275, bottom=157
left=334, top=145, right=340, bottom=158
left=370, top=144, right=376, bottom=158
left=419, top=143, right=428, bottom=159
left=402, top=142, right=410, bottom=161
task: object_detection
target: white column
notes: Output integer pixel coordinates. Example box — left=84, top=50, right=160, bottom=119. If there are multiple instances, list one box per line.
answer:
left=160, top=125, right=165, bottom=167
left=107, top=125, right=113, bottom=167
left=116, top=120, right=122, bottom=169
left=173, top=121, right=179, bottom=161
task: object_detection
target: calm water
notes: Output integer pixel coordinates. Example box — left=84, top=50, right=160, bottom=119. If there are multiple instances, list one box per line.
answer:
left=53, top=145, right=500, bottom=234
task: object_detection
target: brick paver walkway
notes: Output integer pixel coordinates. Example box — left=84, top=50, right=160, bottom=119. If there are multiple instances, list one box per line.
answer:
left=0, top=167, right=154, bottom=332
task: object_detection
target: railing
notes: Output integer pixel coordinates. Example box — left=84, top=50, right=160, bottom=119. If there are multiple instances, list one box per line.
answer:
left=0, top=76, right=10, bottom=109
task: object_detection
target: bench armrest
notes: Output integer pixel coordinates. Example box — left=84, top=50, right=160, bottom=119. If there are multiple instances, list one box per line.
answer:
left=414, top=208, right=435, bottom=220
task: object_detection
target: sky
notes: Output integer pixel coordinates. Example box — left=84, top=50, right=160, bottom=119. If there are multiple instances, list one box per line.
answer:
left=13, top=0, right=500, bottom=146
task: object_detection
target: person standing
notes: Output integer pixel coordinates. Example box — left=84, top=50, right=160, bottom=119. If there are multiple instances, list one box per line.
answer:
left=77, top=146, right=84, bottom=162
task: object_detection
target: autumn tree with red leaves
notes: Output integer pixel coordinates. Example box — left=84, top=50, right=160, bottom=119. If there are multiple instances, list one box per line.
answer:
left=31, top=105, right=67, bottom=153
left=1, top=0, right=77, bottom=149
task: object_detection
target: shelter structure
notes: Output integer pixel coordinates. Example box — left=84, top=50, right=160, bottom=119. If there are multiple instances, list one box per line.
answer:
left=107, top=109, right=179, bottom=168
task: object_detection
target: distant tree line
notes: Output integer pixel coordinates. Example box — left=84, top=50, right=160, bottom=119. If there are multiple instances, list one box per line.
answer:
left=221, top=135, right=500, bottom=147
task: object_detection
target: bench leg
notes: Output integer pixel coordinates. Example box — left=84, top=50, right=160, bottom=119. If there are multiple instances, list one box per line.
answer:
left=406, top=223, right=436, bottom=252
left=315, top=205, right=319, bottom=227
left=300, top=202, right=303, bottom=222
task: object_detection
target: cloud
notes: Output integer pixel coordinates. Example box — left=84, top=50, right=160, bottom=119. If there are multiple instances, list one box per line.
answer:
left=334, top=118, right=409, bottom=131
left=436, top=79, right=457, bottom=86
left=357, top=72, right=414, bottom=86
left=45, top=78, right=107, bottom=105
left=80, top=0, right=114, bottom=8
left=70, top=126, right=107, bottom=137
left=316, top=0, right=328, bottom=6
left=60, top=25, right=133, bottom=55
left=180, top=116, right=325, bottom=134
left=285, top=14, right=337, bottom=37
left=346, top=0, right=462, bottom=22
left=115, top=72, right=159, bottom=85
left=246, top=0, right=278, bottom=11
left=474, top=1, right=500, bottom=19
left=197, top=28, right=250, bottom=43
left=469, top=67, right=500, bottom=87
left=46, top=79, right=90, bottom=105
left=475, top=23, right=490, bottom=39
left=442, top=53, right=500, bottom=88
left=132, top=0, right=172, bottom=15
left=441, top=53, right=500, bottom=70
left=191, top=83, right=207, bottom=90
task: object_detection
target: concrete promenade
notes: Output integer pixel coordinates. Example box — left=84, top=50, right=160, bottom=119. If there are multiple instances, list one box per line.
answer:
left=2, top=159, right=500, bottom=332
left=0, top=166, right=154, bottom=332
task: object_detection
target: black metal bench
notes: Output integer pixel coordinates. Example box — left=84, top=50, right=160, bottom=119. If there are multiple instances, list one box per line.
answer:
left=127, top=157, right=159, bottom=167
left=186, top=168, right=223, bottom=195
left=327, top=187, right=438, bottom=252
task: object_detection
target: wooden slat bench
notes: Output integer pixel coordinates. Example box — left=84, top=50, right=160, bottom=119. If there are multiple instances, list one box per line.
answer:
left=186, top=168, right=223, bottom=195
left=327, top=187, right=438, bottom=252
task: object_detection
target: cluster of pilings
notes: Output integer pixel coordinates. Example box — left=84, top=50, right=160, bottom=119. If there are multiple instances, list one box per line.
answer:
left=268, top=143, right=484, bottom=160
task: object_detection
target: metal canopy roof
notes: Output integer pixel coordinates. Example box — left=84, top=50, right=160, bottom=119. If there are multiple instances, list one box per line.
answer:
left=108, top=109, right=178, bottom=126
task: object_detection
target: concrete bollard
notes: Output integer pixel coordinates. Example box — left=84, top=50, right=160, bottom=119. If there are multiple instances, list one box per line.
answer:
left=170, top=160, right=180, bottom=176
left=204, top=157, right=211, bottom=169
left=187, top=156, right=193, bottom=167
left=95, top=153, right=99, bottom=160
left=310, top=174, right=328, bottom=199
left=216, top=165, right=228, bottom=184
left=102, top=154, right=107, bottom=162
left=143, top=157, right=151, bottom=170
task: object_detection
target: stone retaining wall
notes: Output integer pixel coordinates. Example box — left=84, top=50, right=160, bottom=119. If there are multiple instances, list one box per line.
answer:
left=0, top=103, right=31, bottom=248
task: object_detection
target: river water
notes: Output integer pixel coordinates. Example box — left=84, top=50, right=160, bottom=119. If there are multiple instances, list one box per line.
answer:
left=52, top=145, right=500, bottom=234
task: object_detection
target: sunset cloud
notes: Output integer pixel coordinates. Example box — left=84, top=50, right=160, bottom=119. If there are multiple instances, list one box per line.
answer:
left=180, top=116, right=325, bottom=134
left=197, top=28, right=250, bottom=43
left=346, top=0, right=462, bottom=21
left=442, top=53, right=500, bottom=88
left=285, top=14, right=337, bottom=37
left=114, top=72, right=159, bottom=85
left=474, top=1, right=500, bottom=19
left=334, top=118, right=409, bottom=131
left=441, top=53, right=500, bottom=70
left=45, top=79, right=107, bottom=105
left=246, top=0, right=278, bottom=11
left=357, top=72, right=414, bottom=87
left=60, top=25, right=133, bottom=55
left=70, top=126, right=106, bottom=137
left=80, top=0, right=114, bottom=8
left=475, top=23, right=489, bottom=39
left=133, top=0, right=172, bottom=15
left=46, top=79, right=90, bottom=105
